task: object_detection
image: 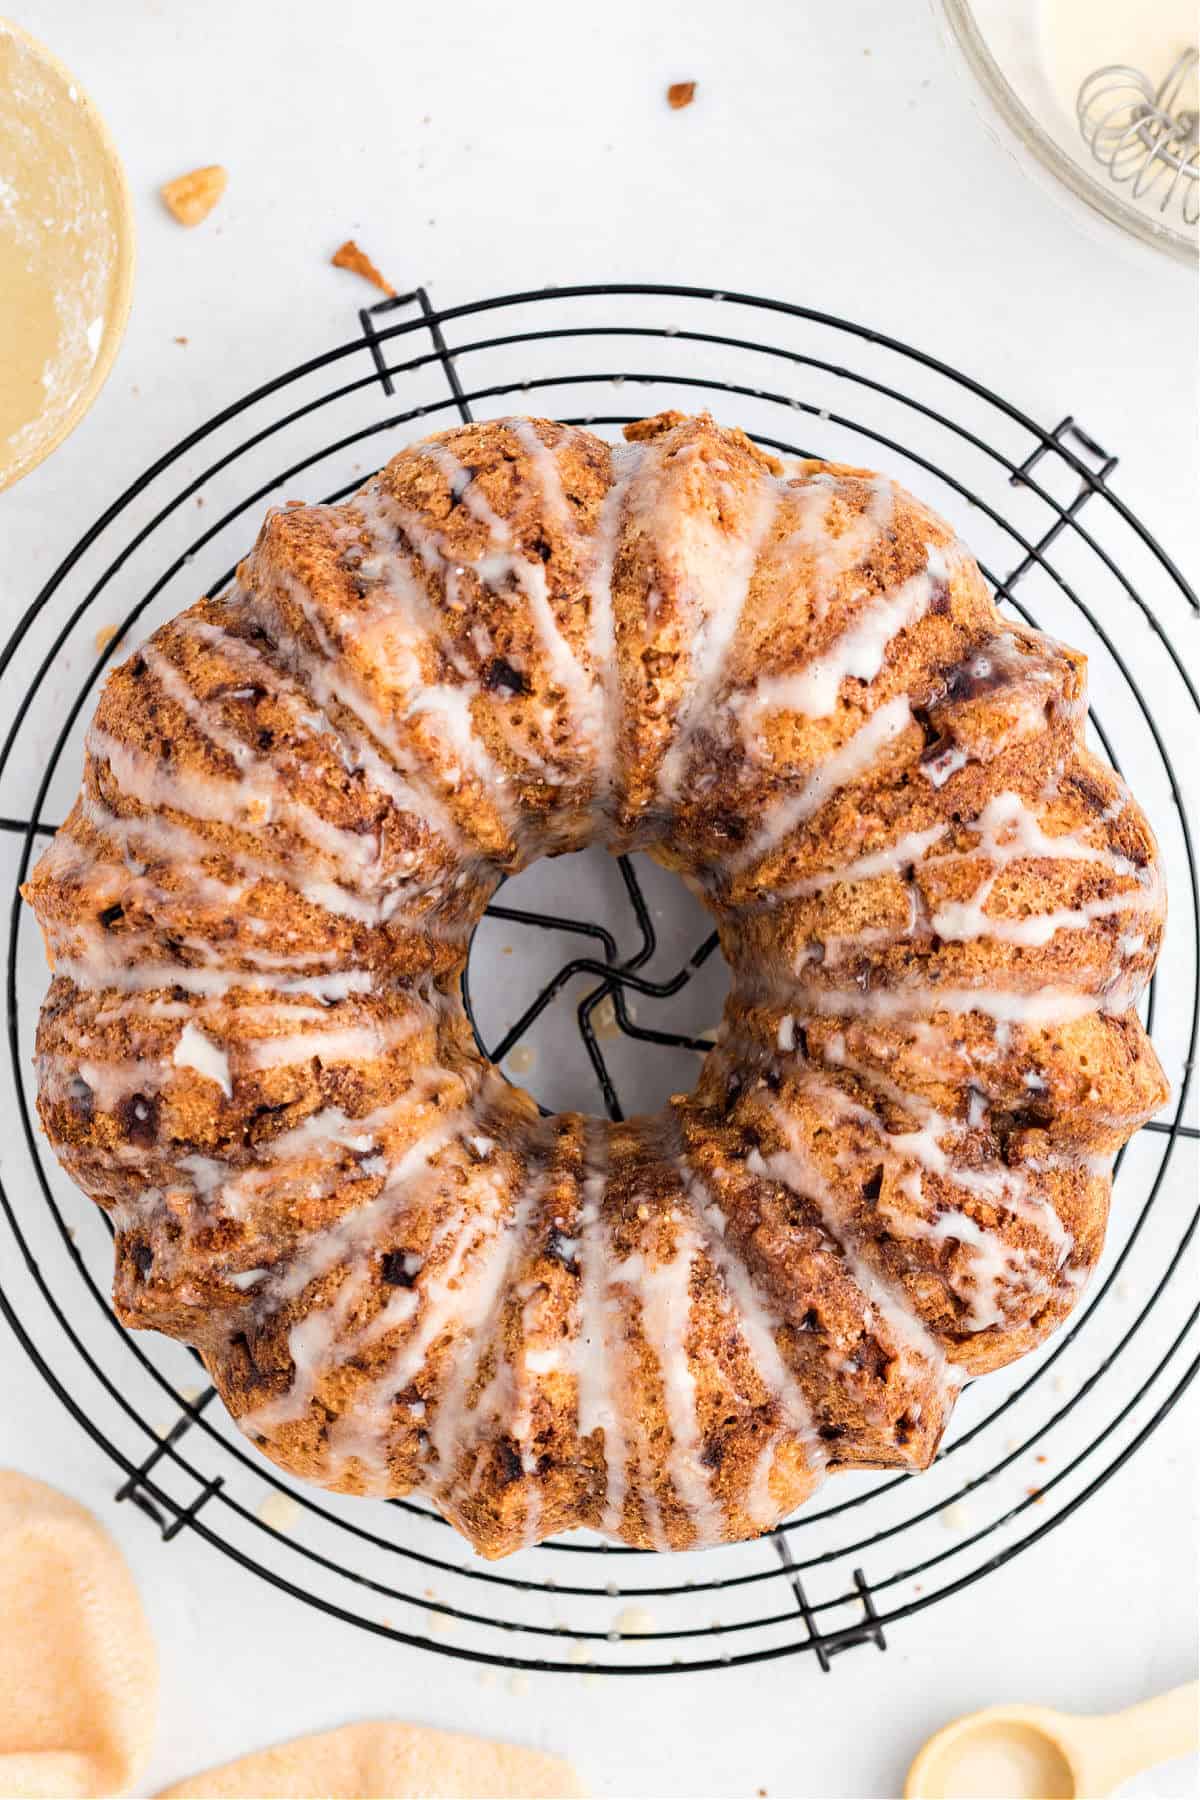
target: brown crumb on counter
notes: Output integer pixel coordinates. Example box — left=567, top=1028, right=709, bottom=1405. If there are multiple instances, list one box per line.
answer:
left=161, top=166, right=227, bottom=227
left=667, top=81, right=697, bottom=110
left=331, top=238, right=397, bottom=297
left=173, top=335, right=189, bottom=345
left=94, top=625, right=119, bottom=656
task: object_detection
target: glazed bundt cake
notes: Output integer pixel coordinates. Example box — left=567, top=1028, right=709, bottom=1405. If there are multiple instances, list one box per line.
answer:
left=24, top=412, right=1168, bottom=1558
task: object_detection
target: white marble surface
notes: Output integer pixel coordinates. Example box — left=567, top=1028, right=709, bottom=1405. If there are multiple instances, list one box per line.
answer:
left=1, top=2, right=1197, bottom=1796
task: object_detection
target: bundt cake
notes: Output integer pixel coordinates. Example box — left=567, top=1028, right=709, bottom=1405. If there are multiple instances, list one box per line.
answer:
left=24, top=411, right=1168, bottom=1558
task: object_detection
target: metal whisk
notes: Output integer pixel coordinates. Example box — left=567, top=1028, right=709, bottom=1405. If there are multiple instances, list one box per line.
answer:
left=1077, top=48, right=1199, bottom=227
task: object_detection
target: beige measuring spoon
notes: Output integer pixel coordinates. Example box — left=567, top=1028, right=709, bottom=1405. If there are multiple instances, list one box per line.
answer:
left=904, top=1683, right=1198, bottom=1799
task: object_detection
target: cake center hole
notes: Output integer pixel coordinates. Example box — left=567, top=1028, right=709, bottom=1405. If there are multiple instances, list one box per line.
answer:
left=464, top=847, right=730, bottom=1119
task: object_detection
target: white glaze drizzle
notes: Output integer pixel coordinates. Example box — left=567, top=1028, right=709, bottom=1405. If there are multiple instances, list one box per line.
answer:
left=47, top=1007, right=433, bottom=1115
left=779, top=983, right=1100, bottom=1025
left=237, top=1106, right=472, bottom=1440
left=735, top=546, right=948, bottom=728
left=788, top=1059, right=1074, bottom=1331
left=784, top=474, right=896, bottom=622
left=610, top=1213, right=724, bottom=1546
left=172, top=1022, right=232, bottom=1095
left=340, top=485, right=537, bottom=814
left=678, top=1156, right=825, bottom=1522
left=51, top=953, right=373, bottom=1001
left=181, top=613, right=463, bottom=861
left=573, top=1129, right=627, bottom=1537
left=240, top=1015, right=421, bottom=1070
left=931, top=880, right=1161, bottom=949
left=737, top=694, right=913, bottom=870
left=653, top=473, right=781, bottom=804
left=766, top=824, right=951, bottom=903
left=454, top=1172, right=549, bottom=1548
left=419, top=436, right=600, bottom=769
left=83, top=724, right=404, bottom=932
left=584, top=443, right=642, bottom=816
left=752, top=1102, right=949, bottom=1383
left=245, top=568, right=470, bottom=854
left=137, top=643, right=387, bottom=879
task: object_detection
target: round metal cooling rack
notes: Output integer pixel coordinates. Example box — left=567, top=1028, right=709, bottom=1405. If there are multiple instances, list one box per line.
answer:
left=0, top=283, right=1197, bottom=1676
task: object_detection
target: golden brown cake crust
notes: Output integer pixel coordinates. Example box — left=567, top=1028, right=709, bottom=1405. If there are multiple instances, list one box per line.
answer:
left=23, top=413, right=1167, bottom=1557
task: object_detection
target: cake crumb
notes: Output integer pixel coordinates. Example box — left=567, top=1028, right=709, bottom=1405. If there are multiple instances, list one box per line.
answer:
left=667, top=81, right=697, bottom=110
left=331, top=238, right=397, bottom=297
left=593, top=995, right=621, bottom=1040
left=173, top=336, right=189, bottom=345
left=940, top=1500, right=970, bottom=1531
left=507, top=1673, right=530, bottom=1697
left=94, top=625, right=119, bottom=655
left=612, top=1604, right=656, bottom=1635
left=506, top=1044, right=536, bottom=1076
left=256, top=1490, right=301, bottom=1533
left=161, top=165, right=227, bottom=227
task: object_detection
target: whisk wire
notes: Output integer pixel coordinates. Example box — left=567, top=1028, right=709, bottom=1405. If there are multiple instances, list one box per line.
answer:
left=1078, top=48, right=1199, bottom=227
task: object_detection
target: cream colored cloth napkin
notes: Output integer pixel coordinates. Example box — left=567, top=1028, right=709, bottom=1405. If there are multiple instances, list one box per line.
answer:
left=157, top=1722, right=584, bottom=1799
left=0, top=1471, right=158, bottom=1799
left=0, top=1470, right=582, bottom=1800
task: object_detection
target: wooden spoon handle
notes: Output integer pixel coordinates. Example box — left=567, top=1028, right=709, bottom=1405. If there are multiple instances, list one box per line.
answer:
left=1083, top=1682, right=1198, bottom=1796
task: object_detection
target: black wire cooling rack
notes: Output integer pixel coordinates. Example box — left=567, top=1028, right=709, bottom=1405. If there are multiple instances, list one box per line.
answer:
left=0, top=283, right=1197, bottom=1677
